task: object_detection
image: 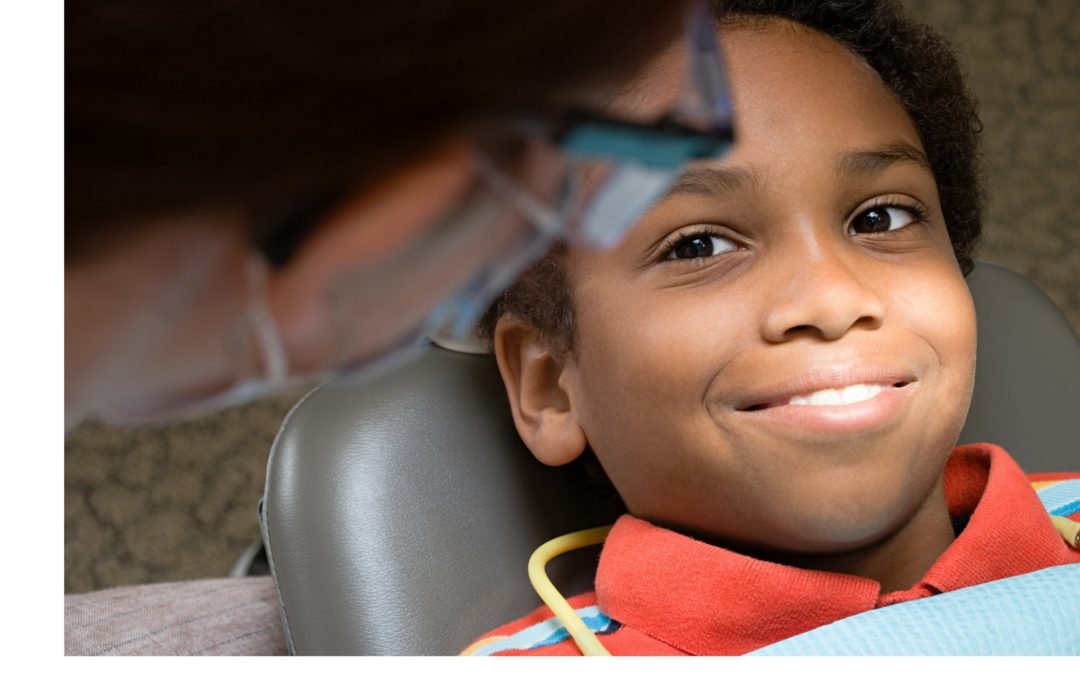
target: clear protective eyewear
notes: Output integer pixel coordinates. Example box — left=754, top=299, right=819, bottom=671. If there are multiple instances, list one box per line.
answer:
left=419, top=0, right=735, bottom=341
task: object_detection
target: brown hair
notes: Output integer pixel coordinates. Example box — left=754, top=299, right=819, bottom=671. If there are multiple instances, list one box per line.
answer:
left=66, top=0, right=691, bottom=260
left=480, top=0, right=984, bottom=351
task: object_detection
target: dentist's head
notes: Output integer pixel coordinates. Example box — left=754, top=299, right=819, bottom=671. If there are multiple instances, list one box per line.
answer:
left=65, top=0, right=734, bottom=427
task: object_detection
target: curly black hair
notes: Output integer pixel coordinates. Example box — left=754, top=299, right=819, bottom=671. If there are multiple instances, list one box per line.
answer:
left=479, top=0, right=983, bottom=350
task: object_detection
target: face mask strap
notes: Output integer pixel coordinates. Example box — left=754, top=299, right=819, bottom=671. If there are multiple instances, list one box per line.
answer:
left=472, top=151, right=565, bottom=238
left=243, top=253, right=290, bottom=385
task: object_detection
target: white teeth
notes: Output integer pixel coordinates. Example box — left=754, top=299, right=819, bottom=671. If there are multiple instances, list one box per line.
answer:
left=787, top=384, right=887, bottom=406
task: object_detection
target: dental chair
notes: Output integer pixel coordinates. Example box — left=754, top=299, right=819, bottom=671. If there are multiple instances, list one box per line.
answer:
left=259, top=260, right=1079, bottom=655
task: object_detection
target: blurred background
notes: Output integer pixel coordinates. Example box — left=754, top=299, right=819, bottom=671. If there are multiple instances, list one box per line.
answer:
left=65, top=0, right=1079, bottom=594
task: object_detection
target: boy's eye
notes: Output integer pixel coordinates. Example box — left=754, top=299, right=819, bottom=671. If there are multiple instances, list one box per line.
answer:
left=849, top=206, right=917, bottom=235
left=665, top=232, right=738, bottom=260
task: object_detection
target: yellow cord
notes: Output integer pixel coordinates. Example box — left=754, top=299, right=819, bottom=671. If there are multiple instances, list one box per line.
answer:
left=527, top=525, right=613, bottom=656
left=1051, top=515, right=1080, bottom=549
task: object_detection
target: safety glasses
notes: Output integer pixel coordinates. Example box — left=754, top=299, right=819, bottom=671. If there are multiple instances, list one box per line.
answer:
left=421, top=0, right=735, bottom=340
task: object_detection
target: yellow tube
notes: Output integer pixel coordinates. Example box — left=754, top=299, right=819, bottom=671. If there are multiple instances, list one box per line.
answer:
left=527, top=525, right=613, bottom=656
left=1051, top=515, right=1080, bottom=549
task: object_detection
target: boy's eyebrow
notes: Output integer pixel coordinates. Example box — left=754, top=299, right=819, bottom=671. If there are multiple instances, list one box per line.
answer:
left=665, top=165, right=759, bottom=197
left=835, top=142, right=931, bottom=177
left=661, top=142, right=929, bottom=199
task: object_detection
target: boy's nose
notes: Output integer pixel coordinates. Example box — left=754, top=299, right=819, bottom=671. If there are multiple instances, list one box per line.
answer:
left=760, top=238, right=885, bottom=343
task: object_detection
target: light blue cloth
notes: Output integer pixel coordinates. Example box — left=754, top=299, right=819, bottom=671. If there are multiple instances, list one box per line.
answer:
left=1038, top=479, right=1080, bottom=517
left=750, top=563, right=1080, bottom=655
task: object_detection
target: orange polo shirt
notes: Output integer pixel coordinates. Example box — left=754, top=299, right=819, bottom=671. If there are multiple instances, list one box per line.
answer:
left=465, top=444, right=1080, bottom=655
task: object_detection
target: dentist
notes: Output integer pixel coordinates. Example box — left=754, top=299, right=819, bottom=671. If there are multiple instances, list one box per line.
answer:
left=65, top=0, right=733, bottom=655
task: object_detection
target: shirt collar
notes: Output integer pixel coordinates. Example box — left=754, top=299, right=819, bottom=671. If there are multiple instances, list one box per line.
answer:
left=904, top=443, right=1074, bottom=599
left=593, top=444, right=1071, bottom=655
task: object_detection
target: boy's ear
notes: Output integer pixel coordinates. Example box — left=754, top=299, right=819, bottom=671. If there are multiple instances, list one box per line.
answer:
left=492, top=315, right=587, bottom=466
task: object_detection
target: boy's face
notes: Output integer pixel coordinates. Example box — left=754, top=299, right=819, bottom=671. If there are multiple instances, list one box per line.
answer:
left=552, top=22, right=977, bottom=554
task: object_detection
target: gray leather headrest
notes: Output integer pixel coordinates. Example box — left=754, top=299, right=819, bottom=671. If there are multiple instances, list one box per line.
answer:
left=261, top=347, right=622, bottom=655
left=957, top=262, right=1079, bottom=471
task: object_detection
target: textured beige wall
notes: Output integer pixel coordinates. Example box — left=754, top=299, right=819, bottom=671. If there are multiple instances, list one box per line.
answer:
left=904, top=0, right=1079, bottom=333
left=65, top=0, right=1079, bottom=593
left=65, top=392, right=303, bottom=593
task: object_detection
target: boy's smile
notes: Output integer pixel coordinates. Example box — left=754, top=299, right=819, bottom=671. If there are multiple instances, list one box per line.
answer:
left=727, top=362, right=918, bottom=435
left=497, top=19, right=978, bottom=590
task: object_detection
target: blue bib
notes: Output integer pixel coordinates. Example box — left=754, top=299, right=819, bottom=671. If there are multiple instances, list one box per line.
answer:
left=749, top=563, right=1080, bottom=655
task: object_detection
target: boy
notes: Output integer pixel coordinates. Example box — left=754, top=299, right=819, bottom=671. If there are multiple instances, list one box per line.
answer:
left=465, top=0, right=1080, bottom=656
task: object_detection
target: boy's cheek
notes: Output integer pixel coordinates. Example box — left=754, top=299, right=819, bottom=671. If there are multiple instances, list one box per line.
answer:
left=878, top=265, right=975, bottom=473
left=905, top=267, right=976, bottom=380
left=930, top=280, right=978, bottom=439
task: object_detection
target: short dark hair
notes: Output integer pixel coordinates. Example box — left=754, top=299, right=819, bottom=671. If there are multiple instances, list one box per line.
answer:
left=66, top=0, right=690, bottom=260
left=480, top=0, right=983, bottom=349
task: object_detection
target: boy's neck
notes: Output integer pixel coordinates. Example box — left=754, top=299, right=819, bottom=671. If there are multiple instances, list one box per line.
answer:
left=769, top=476, right=955, bottom=594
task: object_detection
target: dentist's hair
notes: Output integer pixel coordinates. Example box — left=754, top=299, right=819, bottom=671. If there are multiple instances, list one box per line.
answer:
left=67, top=0, right=692, bottom=260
